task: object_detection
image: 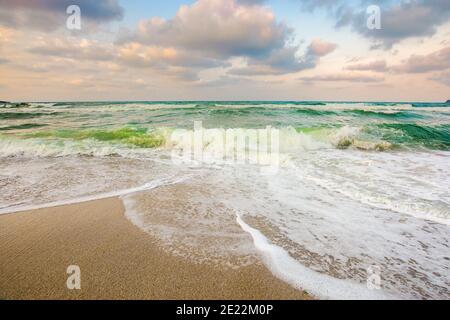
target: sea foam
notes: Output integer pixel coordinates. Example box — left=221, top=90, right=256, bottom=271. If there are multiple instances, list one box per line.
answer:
left=0, top=175, right=190, bottom=215
left=235, top=213, right=394, bottom=300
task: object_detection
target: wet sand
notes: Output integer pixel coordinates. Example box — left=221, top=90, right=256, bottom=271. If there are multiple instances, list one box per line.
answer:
left=0, top=198, right=310, bottom=300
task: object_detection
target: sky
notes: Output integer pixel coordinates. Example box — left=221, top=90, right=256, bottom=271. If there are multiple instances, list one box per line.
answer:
left=0, top=0, right=449, bottom=102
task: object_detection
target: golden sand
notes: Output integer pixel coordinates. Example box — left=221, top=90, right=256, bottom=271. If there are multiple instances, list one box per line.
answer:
left=0, top=198, right=309, bottom=300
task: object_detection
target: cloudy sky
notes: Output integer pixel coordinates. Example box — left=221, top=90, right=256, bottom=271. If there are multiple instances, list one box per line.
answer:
left=0, top=0, right=449, bottom=102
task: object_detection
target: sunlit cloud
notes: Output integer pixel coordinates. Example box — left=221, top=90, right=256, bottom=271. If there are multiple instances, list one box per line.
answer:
left=393, top=46, right=450, bottom=73
left=299, top=72, right=385, bottom=83
left=346, top=60, right=387, bottom=72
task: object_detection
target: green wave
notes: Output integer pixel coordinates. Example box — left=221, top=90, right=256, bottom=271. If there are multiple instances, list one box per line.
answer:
left=210, top=101, right=327, bottom=106
left=376, top=123, right=450, bottom=150
left=0, top=112, right=61, bottom=119
left=0, top=102, right=30, bottom=109
left=15, top=122, right=450, bottom=153
left=295, top=126, right=338, bottom=136
left=296, top=123, right=450, bottom=151
left=0, top=123, right=48, bottom=131
left=345, top=109, right=425, bottom=119
left=411, top=102, right=450, bottom=108
left=295, top=108, right=337, bottom=116
left=28, top=127, right=166, bottom=148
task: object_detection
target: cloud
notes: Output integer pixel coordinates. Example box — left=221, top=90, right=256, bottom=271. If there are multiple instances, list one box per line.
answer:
left=429, top=71, right=450, bottom=86
left=117, top=42, right=228, bottom=69
left=0, top=27, right=15, bottom=42
left=23, top=36, right=205, bottom=82
left=299, top=72, right=384, bottom=83
left=197, top=75, right=251, bottom=87
left=120, top=0, right=289, bottom=59
left=115, top=43, right=215, bottom=81
left=308, top=38, right=338, bottom=56
left=28, top=38, right=115, bottom=61
left=229, top=39, right=337, bottom=75
left=0, top=0, right=124, bottom=31
left=117, top=0, right=314, bottom=78
left=229, top=46, right=305, bottom=75
left=346, top=59, right=387, bottom=72
left=300, top=0, right=450, bottom=49
left=394, top=46, right=450, bottom=73
left=353, top=1, right=450, bottom=48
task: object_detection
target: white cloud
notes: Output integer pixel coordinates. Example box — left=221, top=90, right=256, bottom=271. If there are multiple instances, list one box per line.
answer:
left=300, top=72, right=384, bottom=83
left=117, top=0, right=309, bottom=78
left=122, top=0, right=288, bottom=59
left=393, top=46, right=450, bottom=73
left=346, top=60, right=387, bottom=72
left=229, top=39, right=337, bottom=75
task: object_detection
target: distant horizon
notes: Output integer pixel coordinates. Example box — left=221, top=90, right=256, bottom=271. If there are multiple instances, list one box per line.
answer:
left=4, top=99, right=449, bottom=104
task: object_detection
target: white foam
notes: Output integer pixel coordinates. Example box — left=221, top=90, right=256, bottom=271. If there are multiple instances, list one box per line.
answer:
left=167, top=126, right=367, bottom=169
left=235, top=212, right=395, bottom=300
left=0, top=175, right=190, bottom=215
left=0, top=138, right=127, bottom=158
left=289, top=153, right=450, bottom=226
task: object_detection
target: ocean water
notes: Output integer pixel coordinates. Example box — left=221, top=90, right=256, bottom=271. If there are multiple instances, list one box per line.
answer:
left=0, top=101, right=449, bottom=299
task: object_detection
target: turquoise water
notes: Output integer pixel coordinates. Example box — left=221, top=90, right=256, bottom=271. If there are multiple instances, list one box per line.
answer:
left=0, top=101, right=449, bottom=299
left=1, top=101, right=449, bottom=152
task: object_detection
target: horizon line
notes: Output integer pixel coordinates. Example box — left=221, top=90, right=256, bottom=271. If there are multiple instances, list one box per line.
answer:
left=4, top=99, right=449, bottom=104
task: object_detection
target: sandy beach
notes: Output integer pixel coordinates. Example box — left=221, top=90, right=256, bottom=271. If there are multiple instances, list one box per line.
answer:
left=0, top=198, right=309, bottom=300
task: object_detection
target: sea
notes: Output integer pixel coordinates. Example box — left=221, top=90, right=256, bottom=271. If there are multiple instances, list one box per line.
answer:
left=0, top=101, right=449, bottom=299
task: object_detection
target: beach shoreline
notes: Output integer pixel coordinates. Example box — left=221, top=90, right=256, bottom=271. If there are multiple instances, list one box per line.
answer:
left=0, top=197, right=310, bottom=300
